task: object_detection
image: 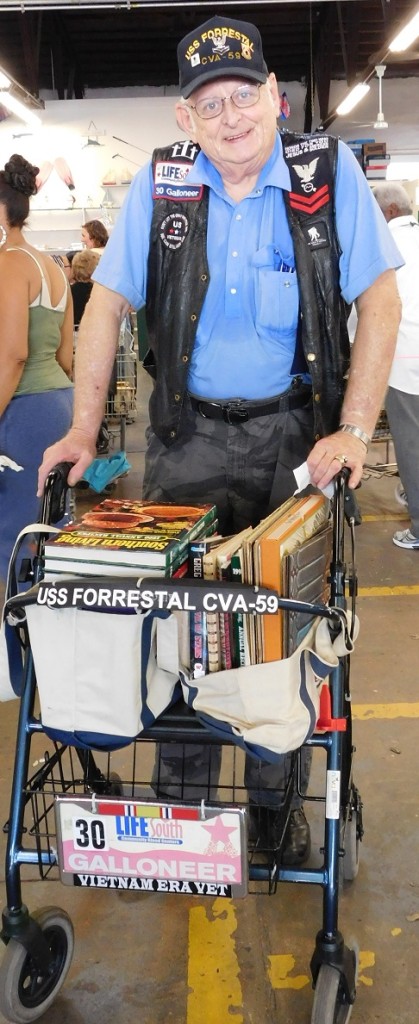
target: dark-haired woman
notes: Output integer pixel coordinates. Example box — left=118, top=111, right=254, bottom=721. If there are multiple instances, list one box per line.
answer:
left=81, top=219, right=109, bottom=254
left=0, top=154, right=74, bottom=582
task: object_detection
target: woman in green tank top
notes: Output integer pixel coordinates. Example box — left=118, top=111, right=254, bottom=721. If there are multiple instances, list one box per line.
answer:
left=0, top=154, right=74, bottom=582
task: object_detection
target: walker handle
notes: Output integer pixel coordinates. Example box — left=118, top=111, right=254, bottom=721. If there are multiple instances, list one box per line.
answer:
left=42, top=462, right=74, bottom=524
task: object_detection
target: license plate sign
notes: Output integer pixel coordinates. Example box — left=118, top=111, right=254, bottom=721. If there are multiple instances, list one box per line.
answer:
left=55, top=797, right=248, bottom=897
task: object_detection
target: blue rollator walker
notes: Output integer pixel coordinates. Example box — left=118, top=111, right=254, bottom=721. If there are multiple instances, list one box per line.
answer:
left=0, top=465, right=363, bottom=1023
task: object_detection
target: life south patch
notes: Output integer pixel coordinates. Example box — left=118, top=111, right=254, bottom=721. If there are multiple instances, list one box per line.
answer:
left=159, top=213, right=189, bottom=250
left=302, top=219, right=330, bottom=250
left=153, top=161, right=203, bottom=201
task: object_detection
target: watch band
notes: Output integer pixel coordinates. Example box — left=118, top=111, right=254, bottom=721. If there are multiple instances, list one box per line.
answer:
left=339, top=423, right=370, bottom=447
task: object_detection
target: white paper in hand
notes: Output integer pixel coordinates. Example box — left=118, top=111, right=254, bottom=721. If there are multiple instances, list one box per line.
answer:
left=293, top=461, right=334, bottom=499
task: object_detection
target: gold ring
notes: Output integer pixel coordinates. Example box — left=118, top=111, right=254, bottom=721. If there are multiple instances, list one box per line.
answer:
left=334, top=454, right=348, bottom=465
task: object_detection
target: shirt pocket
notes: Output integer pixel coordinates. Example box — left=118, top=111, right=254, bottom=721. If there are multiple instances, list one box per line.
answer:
left=253, top=246, right=299, bottom=333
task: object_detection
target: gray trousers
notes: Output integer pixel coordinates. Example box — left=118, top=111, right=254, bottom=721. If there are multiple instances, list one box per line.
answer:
left=386, top=386, right=419, bottom=537
left=145, top=393, right=314, bottom=808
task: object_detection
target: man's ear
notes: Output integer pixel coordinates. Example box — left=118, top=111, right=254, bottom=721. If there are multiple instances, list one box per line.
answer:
left=175, top=101, right=197, bottom=139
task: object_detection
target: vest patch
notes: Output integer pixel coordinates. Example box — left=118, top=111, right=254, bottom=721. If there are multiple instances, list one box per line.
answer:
left=159, top=213, right=189, bottom=250
left=302, top=219, right=330, bottom=250
left=153, top=161, right=204, bottom=200
left=289, top=184, right=330, bottom=215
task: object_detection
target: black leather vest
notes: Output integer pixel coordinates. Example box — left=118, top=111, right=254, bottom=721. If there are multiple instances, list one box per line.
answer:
left=145, top=133, right=349, bottom=446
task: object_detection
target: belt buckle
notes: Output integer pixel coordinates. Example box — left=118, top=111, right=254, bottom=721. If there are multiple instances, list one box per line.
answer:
left=223, top=403, right=249, bottom=425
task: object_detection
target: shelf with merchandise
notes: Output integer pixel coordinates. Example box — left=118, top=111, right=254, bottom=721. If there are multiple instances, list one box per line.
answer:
left=26, top=202, right=122, bottom=252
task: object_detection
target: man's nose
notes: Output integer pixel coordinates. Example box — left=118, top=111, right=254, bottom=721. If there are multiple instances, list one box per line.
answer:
left=221, top=97, right=241, bottom=124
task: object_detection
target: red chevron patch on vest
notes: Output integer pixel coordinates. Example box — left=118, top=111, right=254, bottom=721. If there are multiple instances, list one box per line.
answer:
left=289, top=183, right=330, bottom=214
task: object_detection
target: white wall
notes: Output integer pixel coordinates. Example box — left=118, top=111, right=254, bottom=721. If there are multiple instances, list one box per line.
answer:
left=0, top=78, right=417, bottom=245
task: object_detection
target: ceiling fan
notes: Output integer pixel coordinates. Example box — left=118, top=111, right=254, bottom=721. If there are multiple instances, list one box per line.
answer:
left=349, top=64, right=389, bottom=130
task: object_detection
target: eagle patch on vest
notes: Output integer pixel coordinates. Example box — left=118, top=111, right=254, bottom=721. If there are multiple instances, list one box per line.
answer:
left=283, top=139, right=331, bottom=216
left=302, top=218, right=330, bottom=250
left=159, top=212, right=189, bottom=250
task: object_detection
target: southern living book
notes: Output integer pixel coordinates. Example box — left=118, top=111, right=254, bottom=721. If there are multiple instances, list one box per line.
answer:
left=257, top=494, right=330, bottom=662
left=43, top=498, right=217, bottom=573
left=282, top=522, right=333, bottom=658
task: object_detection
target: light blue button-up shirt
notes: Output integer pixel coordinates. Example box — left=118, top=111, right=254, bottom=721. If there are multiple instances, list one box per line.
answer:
left=94, top=133, right=402, bottom=400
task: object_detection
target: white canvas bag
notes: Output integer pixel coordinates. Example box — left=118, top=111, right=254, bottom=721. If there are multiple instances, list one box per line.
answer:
left=25, top=601, right=181, bottom=747
left=180, top=612, right=359, bottom=761
left=0, top=524, right=59, bottom=701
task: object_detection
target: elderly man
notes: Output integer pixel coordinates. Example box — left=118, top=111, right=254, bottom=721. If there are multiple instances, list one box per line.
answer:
left=39, top=16, right=402, bottom=863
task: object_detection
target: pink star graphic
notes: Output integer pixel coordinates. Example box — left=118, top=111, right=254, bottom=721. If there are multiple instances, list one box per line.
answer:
left=202, top=815, right=238, bottom=846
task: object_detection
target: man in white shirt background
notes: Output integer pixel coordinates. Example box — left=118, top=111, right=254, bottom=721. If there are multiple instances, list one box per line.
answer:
left=373, top=182, right=419, bottom=550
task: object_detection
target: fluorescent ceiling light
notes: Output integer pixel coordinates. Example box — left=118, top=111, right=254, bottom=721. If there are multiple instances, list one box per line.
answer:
left=0, top=70, right=11, bottom=88
left=336, top=82, right=370, bottom=117
left=0, top=91, right=42, bottom=127
left=389, top=11, right=419, bottom=52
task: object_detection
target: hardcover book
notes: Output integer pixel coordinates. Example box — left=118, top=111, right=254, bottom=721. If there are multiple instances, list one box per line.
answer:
left=282, top=522, right=333, bottom=657
left=257, top=494, right=330, bottom=662
left=188, top=533, right=224, bottom=679
left=44, top=498, right=217, bottom=574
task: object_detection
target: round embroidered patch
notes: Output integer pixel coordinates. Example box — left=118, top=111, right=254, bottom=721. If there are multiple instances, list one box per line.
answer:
left=160, top=213, right=189, bottom=250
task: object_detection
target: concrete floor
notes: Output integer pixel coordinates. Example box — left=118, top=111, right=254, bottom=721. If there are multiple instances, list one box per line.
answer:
left=0, top=370, right=418, bottom=1023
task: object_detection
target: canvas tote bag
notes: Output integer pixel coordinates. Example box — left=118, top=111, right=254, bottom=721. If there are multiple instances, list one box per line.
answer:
left=25, top=600, right=182, bottom=750
left=180, top=611, right=359, bottom=762
left=0, top=524, right=60, bottom=701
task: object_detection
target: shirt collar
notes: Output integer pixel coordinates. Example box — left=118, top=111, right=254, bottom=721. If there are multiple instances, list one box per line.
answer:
left=185, top=133, right=291, bottom=193
left=390, top=215, right=418, bottom=229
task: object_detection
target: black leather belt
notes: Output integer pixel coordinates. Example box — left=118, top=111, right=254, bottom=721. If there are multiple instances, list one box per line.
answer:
left=190, top=389, right=311, bottom=426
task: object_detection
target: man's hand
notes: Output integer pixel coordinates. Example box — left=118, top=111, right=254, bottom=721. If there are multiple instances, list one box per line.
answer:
left=307, top=430, right=367, bottom=491
left=37, top=428, right=97, bottom=497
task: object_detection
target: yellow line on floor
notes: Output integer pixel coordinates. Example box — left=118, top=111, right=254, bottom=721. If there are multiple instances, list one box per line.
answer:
left=358, top=584, right=419, bottom=597
left=352, top=702, right=419, bottom=719
left=187, top=898, right=243, bottom=1023
left=361, top=513, right=406, bottom=522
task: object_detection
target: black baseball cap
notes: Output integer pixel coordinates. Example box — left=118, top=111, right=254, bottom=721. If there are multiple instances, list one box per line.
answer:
left=178, top=16, right=269, bottom=99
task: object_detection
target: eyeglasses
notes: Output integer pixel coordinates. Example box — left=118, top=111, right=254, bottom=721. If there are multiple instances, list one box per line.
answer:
left=188, top=82, right=263, bottom=120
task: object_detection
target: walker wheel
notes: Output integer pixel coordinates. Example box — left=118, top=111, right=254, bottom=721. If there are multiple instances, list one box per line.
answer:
left=311, top=964, right=353, bottom=1023
left=0, top=906, right=74, bottom=1023
left=341, top=787, right=362, bottom=883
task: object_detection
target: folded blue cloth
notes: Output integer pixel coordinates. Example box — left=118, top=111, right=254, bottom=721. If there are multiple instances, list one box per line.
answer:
left=82, top=452, right=131, bottom=493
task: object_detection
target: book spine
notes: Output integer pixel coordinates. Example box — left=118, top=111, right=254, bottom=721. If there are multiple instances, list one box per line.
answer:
left=230, top=552, right=247, bottom=667
left=219, top=561, right=233, bottom=671
left=187, top=539, right=209, bottom=678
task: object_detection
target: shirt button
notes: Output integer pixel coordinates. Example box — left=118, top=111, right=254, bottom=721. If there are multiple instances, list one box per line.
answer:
left=232, top=250, right=238, bottom=257
left=255, top=188, right=262, bottom=194
left=230, top=288, right=237, bottom=295
left=235, top=214, right=242, bottom=221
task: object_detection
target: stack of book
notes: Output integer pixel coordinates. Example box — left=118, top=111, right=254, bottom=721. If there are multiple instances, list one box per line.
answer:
left=362, top=141, right=390, bottom=180
left=43, top=498, right=217, bottom=579
left=187, top=493, right=332, bottom=675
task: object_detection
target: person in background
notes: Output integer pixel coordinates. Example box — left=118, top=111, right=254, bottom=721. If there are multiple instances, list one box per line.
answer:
left=81, top=219, right=108, bottom=254
left=51, top=252, right=73, bottom=281
left=373, top=181, right=419, bottom=550
left=71, top=248, right=100, bottom=327
left=39, top=16, right=402, bottom=864
left=0, top=154, right=74, bottom=582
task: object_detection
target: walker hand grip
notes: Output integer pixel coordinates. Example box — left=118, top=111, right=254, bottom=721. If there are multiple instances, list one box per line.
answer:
left=43, top=462, right=74, bottom=524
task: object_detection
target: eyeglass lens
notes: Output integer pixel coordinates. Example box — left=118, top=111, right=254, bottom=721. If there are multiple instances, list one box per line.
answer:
left=193, top=83, right=262, bottom=119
